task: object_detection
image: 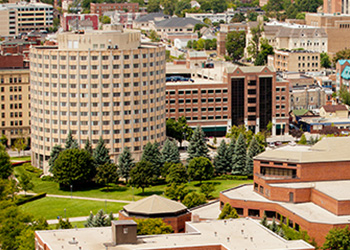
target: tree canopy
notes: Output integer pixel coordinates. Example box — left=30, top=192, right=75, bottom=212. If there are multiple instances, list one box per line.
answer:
left=130, top=160, right=157, bottom=194
left=135, top=218, right=173, bottom=235
left=166, top=116, right=193, bottom=146
left=0, top=145, right=12, bottom=179
left=118, top=147, right=134, bottom=183
left=161, top=139, right=180, bottom=165
left=52, top=148, right=96, bottom=188
left=187, top=157, right=214, bottom=183
left=225, top=31, right=246, bottom=62
left=218, top=203, right=239, bottom=219
left=166, top=163, right=188, bottom=184
left=182, top=192, right=206, bottom=208
left=93, top=137, right=111, bottom=168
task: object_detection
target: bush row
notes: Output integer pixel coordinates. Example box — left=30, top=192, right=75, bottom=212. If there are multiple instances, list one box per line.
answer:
left=15, top=192, right=46, bottom=206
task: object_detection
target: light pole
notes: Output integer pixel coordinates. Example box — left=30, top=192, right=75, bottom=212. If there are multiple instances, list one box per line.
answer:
left=64, top=208, right=66, bottom=219
left=105, top=200, right=107, bottom=213
left=70, top=185, right=73, bottom=199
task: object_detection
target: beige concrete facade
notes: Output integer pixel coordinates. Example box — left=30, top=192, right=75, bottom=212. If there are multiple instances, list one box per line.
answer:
left=30, top=29, right=166, bottom=173
left=290, top=87, right=327, bottom=110
left=0, top=68, right=30, bottom=146
left=305, top=13, right=350, bottom=56
left=268, top=50, right=321, bottom=72
left=0, top=2, right=53, bottom=36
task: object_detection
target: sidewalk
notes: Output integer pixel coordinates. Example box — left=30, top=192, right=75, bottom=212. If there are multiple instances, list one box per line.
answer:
left=47, top=213, right=120, bottom=225
left=19, top=192, right=133, bottom=204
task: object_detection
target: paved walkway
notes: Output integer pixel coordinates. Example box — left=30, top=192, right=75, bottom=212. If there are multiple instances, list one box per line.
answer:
left=20, top=192, right=133, bottom=204
left=47, top=213, right=120, bottom=225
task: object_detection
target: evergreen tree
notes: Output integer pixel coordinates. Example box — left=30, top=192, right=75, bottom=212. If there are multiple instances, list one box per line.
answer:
left=270, top=217, right=278, bottom=233
left=93, top=209, right=107, bottom=227
left=298, top=134, right=307, bottom=145
left=161, top=139, right=180, bottom=164
left=260, top=212, right=268, bottom=227
left=187, top=125, right=209, bottom=161
left=213, top=140, right=228, bottom=175
left=65, top=130, right=78, bottom=149
left=232, top=133, right=246, bottom=175
left=226, top=138, right=236, bottom=172
left=117, top=147, right=134, bottom=184
left=84, top=213, right=94, bottom=227
left=0, top=145, right=12, bottom=179
left=245, top=136, right=261, bottom=176
left=48, top=145, right=63, bottom=173
left=141, top=142, right=162, bottom=177
left=84, top=138, right=93, bottom=155
left=93, top=137, right=111, bottom=168
left=56, top=218, right=73, bottom=229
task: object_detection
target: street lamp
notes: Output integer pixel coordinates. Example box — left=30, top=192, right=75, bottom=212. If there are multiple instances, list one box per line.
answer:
left=105, top=200, right=107, bottom=213
left=70, top=185, right=73, bottom=199
left=64, top=208, right=66, bottom=219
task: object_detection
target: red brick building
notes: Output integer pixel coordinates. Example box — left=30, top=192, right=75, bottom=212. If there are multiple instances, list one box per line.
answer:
left=119, top=195, right=191, bottom=233
left=220, top=137, right=350, bottom=246
left=90, top=3, right=139, bottom=16
left=61, top=13, right=99, bottom=31
left=166, top=64, right=289, bottom=136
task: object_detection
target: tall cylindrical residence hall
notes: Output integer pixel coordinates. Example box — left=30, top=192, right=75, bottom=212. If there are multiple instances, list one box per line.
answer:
left=30, top=26, right=166, bottom=174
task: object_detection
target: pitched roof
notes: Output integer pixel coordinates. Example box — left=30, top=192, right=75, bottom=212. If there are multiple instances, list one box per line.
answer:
left=154, top=17, right=204, bottom=28
left=134, top=12, right=167, bottom=23
left=226, top=65, right=275, bottom=74
left=322, top=105, right=348, bottom=112
left=341, top=65, right=350, bottom=80
left=292, top=109, right=310, bottom=116
left=123, top=195, right=188, bottom=215
left=338, top=59, right=350, bottom=66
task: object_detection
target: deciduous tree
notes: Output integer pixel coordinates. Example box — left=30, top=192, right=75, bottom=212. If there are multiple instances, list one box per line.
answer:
left=218, top=203, right=239, bottom=219
left=187, top=157, right=214, bottom=183
left=182, top=192, right=206, bottom=208
left=166, top=163, right=188, bottom=184
left=52, top=148, right=96, bottom=188
left=225, top=31, right=246, bottom=62
left=200, top=183, right=215, bottom=199
left=165, top=183, right=189, bottom=201
left=130, top=160, right=157, bottom=194
left=95, top=163, right=118, bottom=190
left=323, top=226, right=350, bottom=250
left=135, top=218, right=173, bottom=235
left=18, top=172, right=34, bottom=195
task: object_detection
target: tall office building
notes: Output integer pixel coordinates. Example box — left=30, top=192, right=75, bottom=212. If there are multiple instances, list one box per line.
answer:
left=30, top=26, right=166, bottom=174
left=0, top=0, right=53, bottom=36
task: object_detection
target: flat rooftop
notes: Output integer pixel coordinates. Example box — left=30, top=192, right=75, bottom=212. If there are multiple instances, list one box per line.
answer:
left=270, top=180, right=350, bottom=201
left=36, top=218, right=314, bottom=250
left=223, top=185, right=350, bottom=224
left=255, top=137, right=350, bottom=163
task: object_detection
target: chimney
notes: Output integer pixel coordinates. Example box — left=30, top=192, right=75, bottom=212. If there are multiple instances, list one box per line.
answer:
left=111, top=220, right=137, bottom=245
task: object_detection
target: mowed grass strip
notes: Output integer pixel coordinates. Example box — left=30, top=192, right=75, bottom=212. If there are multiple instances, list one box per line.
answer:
left=14, top=165, right=253, bottom=201
left=19, top=197, right=127, bottom=220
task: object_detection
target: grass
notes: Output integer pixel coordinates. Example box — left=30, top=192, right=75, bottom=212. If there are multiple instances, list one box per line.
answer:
left=14, top=165, right=253, bottom=201
left=49, top=220, right=87, bottom=229
left=19, top=197, right=127, bottom=220
left=10, top=155, right=31, bottom=161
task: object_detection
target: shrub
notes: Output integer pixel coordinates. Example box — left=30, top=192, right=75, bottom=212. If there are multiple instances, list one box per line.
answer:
left=23, top=163, right=43, bottom=176
left=41, top=175, right=54, bottom=182
left=218, top=203, right=239, bottom=219
left=15, top=192, right=46, bottom=206
left=213, top=175, right=248, bottom=180
left=182, top=192, right=206, bottom=208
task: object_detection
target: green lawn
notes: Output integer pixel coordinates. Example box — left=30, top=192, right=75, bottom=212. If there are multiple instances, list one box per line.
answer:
left=14, top=165, right=252, bottom=201
left=19, top=197, right=127, bottom=220
left=11, top=156, right=31, bottom=161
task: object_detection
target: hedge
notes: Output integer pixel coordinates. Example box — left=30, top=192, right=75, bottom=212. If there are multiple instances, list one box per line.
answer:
left=15, top=192, right=47, bottom=206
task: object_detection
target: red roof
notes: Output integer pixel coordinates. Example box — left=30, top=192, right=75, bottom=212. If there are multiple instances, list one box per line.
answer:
left=322, top=105, right=348, bottom=112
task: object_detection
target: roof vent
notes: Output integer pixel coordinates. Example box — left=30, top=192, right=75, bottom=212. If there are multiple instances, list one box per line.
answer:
left=68, top=237, right=78, bottom=245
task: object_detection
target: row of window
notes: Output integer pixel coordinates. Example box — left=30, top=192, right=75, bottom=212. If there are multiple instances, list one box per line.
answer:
left=1, top=112, right=23, bottom=118
left=168, top=107, right=228, bottom=113
left=31, top=61, right=163, bottom=70
left=31, top=70, right=164, bottom=79
left=1, top=95, right=22, bottom=101
left=167, top=98, right=228, bottom=104
left=169, top=115, right=228, bottom=120
left=31, top=52, right=164, bottom=61
left=166, top=89, right=228, bottom=95
left=0, top=77, right=23, bottom=84
left=31, top=79, right=163, bottom=88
